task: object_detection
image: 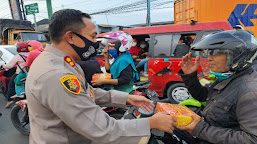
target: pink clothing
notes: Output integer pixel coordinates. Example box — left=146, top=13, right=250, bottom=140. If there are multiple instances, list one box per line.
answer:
left=24, top=49, right=44, bottom=67
left=3, top=52, right=29, bottom=74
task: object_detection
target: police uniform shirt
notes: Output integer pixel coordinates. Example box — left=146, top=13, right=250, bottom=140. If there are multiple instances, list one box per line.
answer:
left=25, top=44, right=150, bottom=144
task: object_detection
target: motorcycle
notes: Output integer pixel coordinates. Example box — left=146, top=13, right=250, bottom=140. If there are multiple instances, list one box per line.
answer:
left=123, top=77, right=215, bottom=143
left=123, top=95, right=191, bottom=144
left=11, top=97, right=30, bottom=136
left=103, top=80, right=156, bottom=119
left=10, top=69, right=29, bottom=136
left=0, top=56, right=16, bottom=97
left=177, top=76, right=215, bottom=116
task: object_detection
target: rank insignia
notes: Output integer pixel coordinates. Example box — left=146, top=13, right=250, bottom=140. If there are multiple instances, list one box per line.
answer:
left=60, top=75, right=81, bottom=94
left=90, top=88, right=94, bottom=99
left=64, top=55, right=76, bottom=67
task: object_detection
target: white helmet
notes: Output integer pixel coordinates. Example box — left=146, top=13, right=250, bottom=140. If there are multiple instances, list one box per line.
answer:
left=100, top=31, right=133, bottom=52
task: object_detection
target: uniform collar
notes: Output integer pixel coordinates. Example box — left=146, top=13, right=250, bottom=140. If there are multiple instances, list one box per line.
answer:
left=45, top=44, right=77, bottom=66
left=45, top=44, right=71, bottom=57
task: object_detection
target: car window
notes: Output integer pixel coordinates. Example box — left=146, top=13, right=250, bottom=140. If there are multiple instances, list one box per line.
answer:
left=172, top=33, right=196, bottom=58
left=14, top=33, right=21, bottom=41
left=153, top=34, right=172, bottom=57
left=21, top=32, right=47, bottom=42
left=201, top=31, right=222, bottom=39
left=5, top=47, right=18, bottom=55
left=0, top=48, right=15, bottom=64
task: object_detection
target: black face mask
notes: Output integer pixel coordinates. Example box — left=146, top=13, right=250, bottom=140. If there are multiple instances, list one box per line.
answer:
left=70, top=32, right=99, bottom=61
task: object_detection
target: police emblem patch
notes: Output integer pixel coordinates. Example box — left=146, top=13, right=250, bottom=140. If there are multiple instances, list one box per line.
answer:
left=60, top=75, right=81, bottom=94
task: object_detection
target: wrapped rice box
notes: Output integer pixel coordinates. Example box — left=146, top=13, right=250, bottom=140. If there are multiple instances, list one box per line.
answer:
left=155, top=102, right=201, bottom=127
left=92, top=73, right=112, bottom=81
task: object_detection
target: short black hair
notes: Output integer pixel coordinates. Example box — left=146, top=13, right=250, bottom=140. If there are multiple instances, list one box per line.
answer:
left=49, top=9, right=91, bottom=43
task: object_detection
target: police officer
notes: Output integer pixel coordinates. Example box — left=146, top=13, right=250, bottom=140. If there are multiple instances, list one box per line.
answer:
left=26, top=9, right=176, bottom=144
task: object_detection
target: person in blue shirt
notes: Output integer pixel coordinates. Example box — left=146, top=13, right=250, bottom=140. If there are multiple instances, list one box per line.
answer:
left=91, top=31, right=139, bottom=93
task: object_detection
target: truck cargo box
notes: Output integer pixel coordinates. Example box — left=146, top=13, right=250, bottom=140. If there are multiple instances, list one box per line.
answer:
left=174, top=0, right=257, bottom=36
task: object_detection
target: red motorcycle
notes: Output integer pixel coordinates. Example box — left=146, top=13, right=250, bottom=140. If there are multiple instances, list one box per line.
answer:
left=0, top=56, right=16, bottom=97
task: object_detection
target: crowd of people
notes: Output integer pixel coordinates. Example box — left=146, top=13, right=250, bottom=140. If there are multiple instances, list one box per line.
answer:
left=0, top=8, right=257, bottom=144
left=1, top=40, right=44, bottom=108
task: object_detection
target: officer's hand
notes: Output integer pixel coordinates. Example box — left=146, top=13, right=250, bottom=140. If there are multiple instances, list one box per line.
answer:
left=91, top=78, right=105, bottom=86
left=127, top=95, right=154, bottom=112
left=148, top=112, right=177, bottom=133
left=176, top=114, right=201, bottom=134
left=103, top=46, right=109, bottom=58
left=178, top=52, right=200, bottom=75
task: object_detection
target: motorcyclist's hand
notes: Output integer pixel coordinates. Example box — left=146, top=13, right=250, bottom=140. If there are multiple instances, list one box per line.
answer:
left=176, top=114, right=201, bottom=134
left=127, top=95, right=154, bottom=112
left=103, top=46, right=109, bottom=58
left=179, top=52, right=200, bottom=75
left=148, top=112, right=177, bottom=133
left=91, top=78, right=105, bottom=86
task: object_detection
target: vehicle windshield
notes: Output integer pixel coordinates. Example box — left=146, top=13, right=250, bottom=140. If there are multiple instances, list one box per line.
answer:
left=21, top=32, right=47, bottom=42
left=5, top=47, right=18, bottom=55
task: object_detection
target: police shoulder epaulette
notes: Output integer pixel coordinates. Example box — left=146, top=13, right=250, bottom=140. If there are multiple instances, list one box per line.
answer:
left=64, top=55, right=76, bottom=67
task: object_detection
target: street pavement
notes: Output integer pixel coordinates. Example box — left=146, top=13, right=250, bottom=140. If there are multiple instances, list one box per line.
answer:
left=0, top=93, right=29, bottom=144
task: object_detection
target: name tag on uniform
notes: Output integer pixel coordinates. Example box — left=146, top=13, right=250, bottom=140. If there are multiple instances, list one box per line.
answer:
left=60, top=74, right=81, bottom=95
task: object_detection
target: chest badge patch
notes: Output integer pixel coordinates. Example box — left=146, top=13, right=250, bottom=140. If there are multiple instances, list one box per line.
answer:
left=64, top=55, right=76, bottom=67
left=60, top=75, right=81, bottom=94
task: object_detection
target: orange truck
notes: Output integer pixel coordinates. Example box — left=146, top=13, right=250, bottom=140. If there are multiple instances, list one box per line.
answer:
left=174, top=0, right=257, bottom=36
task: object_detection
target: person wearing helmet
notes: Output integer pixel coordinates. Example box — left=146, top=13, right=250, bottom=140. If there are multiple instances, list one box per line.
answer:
left=177, top=30, right=257, bottom=143
left=24, top=40, right=44, bottom=68
left=1, top=42, right=29, bottom=108
left=25, top=9, right=176, bottom=144
left=91, top=31, right=139, bottom=93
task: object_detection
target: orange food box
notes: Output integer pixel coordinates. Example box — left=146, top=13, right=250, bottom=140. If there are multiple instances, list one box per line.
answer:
left=92, top=73, right=112, bottom=81
left=154, top=102, right=201, bottom=127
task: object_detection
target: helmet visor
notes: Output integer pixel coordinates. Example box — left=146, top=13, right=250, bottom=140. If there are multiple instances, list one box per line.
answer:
left=99, top=38, right=121, bottom=51
left=199, top=49, right=233, bottom=75
left=199, top=50, right=210, bottom=76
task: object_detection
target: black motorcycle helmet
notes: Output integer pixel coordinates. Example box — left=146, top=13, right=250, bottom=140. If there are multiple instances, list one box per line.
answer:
left=191, top=30, right=257, bottom=72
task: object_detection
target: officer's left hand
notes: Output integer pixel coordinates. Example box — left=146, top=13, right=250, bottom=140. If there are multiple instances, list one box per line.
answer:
left=91, top=79, right=105, bottom=86
left=127, top=95, right=154, bottom=112
left=176, top=114, right=201, bottom=134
